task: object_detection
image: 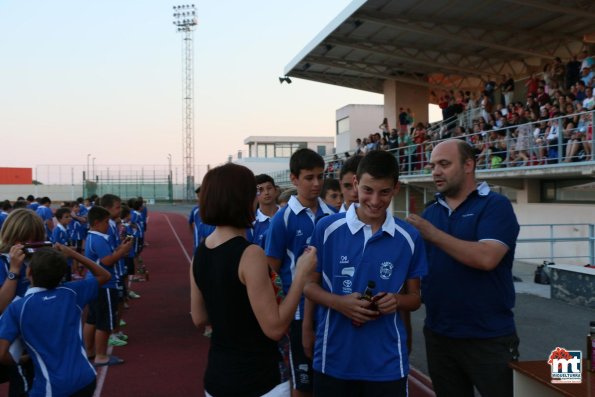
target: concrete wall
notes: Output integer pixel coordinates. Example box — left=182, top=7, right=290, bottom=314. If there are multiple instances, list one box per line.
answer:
left=335, top=104, right=384, bottom=154
left=383, top=80, right=429, bottom=128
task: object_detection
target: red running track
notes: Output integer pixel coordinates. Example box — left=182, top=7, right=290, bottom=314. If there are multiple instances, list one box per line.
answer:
left=0, top=211, right=209, bottom=396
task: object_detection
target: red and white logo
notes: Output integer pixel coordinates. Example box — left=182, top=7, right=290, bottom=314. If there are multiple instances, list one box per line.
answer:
left=548, top=347, right=582, bottom=384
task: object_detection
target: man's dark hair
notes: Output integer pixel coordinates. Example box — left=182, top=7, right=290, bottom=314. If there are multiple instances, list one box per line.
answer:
left=120, top=205, right=131, bottom=220
left=54, top=207, right=71, bottom=220
left=26, top=195, right=35, bottom=202
left=97, top=194, right=121, bottom=209
left=289, top=148, right=325, bottom=177
left=88, top=206, right=110, bottom=227
left=356, top=150, right=399, bottom=184
left=340, top=155, right=363, bottom=180
left=30, top=248, right=67, bottom=289
left=255, top=174, right=275, bottom=186
left=40, top=197, right=51, bottom=205
left=321, top=178, right=340, bottom=198
left=454, top=139, right=477, bottom=170
left=200, top=163, right=256, bottom=228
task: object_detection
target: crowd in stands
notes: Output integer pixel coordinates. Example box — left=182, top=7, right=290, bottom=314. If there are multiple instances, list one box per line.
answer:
left=326, top=52, right=594, bottom=176
left=0, top=193, right=148, bottom=396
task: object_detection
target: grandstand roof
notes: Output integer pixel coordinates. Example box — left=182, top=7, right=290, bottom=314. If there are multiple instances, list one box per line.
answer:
left=284, top=0, right=595, bottom=95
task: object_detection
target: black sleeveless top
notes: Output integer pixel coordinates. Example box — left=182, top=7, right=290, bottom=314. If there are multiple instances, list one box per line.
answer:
left=193, top=236, right=281, bottom=397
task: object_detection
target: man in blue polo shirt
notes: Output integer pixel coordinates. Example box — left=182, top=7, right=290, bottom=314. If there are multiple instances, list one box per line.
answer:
left=0, top=245, right=111, bottom=397
left=266, top=148, right=336, bottom=397
left=406, top=139, right=520, bottom=397
left=304, top=150, right=426, bottom=397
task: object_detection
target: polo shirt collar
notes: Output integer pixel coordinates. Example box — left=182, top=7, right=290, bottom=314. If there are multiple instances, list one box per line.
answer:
left=255, top=207, right=278, bottom=222
left=435, top=181, right=491, bottom=212
left=25, top=287, right=47, bottom=296
left=88, top=230, right=110, bottom=240
left=287, top=195, right=335, bottom=216
left=345, top=204, right=395, bottom=237
left=57, top=223, right=67, bottom=232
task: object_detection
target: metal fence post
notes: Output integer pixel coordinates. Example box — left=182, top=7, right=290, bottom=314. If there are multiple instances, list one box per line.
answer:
left=590, top=224, right=594, bottom=266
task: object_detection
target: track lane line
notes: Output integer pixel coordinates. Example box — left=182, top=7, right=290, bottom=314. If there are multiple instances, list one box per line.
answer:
left=164, top=213, right=193, bottom=265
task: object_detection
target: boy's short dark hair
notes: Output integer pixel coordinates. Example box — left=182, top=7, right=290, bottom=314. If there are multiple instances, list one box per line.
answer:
left=40, top=197, right=51, bottom=205
left=340, top=155, right=363, bottom=179
left=127, top=197, right=141, bottom=211
left=200, top=163, right=255, bottom=228
left=1, top=200, right=12, bottom=212
left=321, top=178, right=341, bottom=198
left=289, top=148, right=325, bottom=177
left=26, top=195, right=35, bottom=202
left=98, top=194, right=121, bottom=209
left=76, top=197, right=84, bottom=204
left=29, top=248, right=67, bottom=289
left=120, top=205, right=131, bottom=219
left=356, top=150, right=399, bottom=184
left=55, top=207, right=71, bottom=220
left=13, top=200, right=27, bottom=209
left=255, top=174, right=275, bottom=186
left=88, top=206, right=110, bottom=227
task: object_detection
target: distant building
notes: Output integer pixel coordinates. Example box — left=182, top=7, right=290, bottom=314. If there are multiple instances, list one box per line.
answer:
left=231, top=135, right=334, bottom=176
left=335, top=104, right=384, bottom=155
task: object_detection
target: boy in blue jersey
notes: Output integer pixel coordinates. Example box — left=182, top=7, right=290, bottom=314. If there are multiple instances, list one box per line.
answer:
left=35, top=197, right=54, bottom=239
left=304, top=150, right=427, bottom=397
left=251, top=174, right=279, bottom=249
left=82, top=206, right=132, bottom=367
left=25, top=195, right=39, bottom=211
left=189, top=187, right=215, bottom=252
left=320, top=178, right=342, bottom=211
left=0, top=245, right=111, bottom=397
left=338, top=155, right=362, bottom=213
left=266, top=148, right=336, bottom=397
left=51, top=207, right=73, bottom=281
left=0, top=200, right=11, bottom=231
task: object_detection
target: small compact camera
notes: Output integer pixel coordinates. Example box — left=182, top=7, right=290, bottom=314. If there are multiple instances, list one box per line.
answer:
left=23, top=241, right=53, bottom=256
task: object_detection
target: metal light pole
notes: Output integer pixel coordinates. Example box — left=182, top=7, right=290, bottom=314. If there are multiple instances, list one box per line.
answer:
left=172, top=4, right=197, bottom=201
left=92, top=157, right=96, bottom=181
left=167, top=153, right=173, bottom=203
left=86, top=154, right=91, bottom=180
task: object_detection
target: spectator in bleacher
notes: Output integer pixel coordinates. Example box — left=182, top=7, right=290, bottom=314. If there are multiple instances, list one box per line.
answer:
left=566, top=55, right=582, bottom=89
left=582, top=86, right=594, bottom=110
left=525, top=73, right=539, bottom=97
left=536, top=86, right=550, bottom=107
left=378, top=137, right=389, bottom=151
left=480, top=91, right=493, bottom=122
left=378, top=117, right=390, bottom=139
left=354, top=138, right=364, bottom=156
left=580, top=63, right=594, bottom=87
left=398, top=108, right=409, bottom=133
left=563, top=122, right=582, bottom=162
left=551, top=57, right=566, bottom=90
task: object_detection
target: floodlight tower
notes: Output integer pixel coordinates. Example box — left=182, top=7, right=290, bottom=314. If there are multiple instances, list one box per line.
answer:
left=172, top=4, right=197, bottom=201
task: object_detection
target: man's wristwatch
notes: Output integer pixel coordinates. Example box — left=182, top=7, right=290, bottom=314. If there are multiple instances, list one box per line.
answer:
left=7, top=271, right=20, bottom=281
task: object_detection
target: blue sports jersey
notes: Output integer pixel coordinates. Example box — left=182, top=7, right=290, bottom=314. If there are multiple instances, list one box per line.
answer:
left=421, top=182, right=519, bottom=339
left=27, top=202, right=40, bottom=211
left=250, top=208, right=278, bottom=249
left=85, top=231, right=117, bottom=289
left=265, top=196, right=336, bottom=320
left=68, top=219, right=84, bottom=242
left=0, top=211, right=8, bottom=231
left=51, top=224, right=70, bottom=245
left=189, top=205, right=215, bottom=251
left=0, top=279, right=98, bottom=397
left=107, top=220, right=125, bottom=281
left=131, top=210, right=144, bottom=239
left=0, top=255, right=30, bottom=297
left=311, top=205, right=427, bottom=381
left=35, top=206, right=54, bottom=238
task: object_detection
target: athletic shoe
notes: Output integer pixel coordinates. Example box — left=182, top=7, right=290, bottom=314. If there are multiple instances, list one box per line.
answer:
left=119, top=319, right=127, bottom=327
left=203, top=327, right=212, bottom=338
left=128, top=291, right=141, bottom=299
left=115, top=332, right=129, bottom=341
left=108, top=335, right=128, bottom=347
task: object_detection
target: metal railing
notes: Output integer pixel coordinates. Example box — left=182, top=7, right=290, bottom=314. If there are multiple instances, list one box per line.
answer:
left=516, top=223, right=595, bottom=265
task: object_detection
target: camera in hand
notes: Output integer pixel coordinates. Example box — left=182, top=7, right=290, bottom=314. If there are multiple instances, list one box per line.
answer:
left=23, top=241, right=53, bottom=256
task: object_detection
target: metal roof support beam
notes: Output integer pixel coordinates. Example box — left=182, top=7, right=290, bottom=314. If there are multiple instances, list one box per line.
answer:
left=357, top=13, right=554, bottom=59
left=500, top=0, right=595, bottom=20
left=326, top=38, right=486, bottom=77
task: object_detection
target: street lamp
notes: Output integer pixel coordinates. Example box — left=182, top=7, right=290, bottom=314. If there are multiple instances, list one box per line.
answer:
left=167, top=154, right=173, bottom=203
left=86, top=154, right=91, bottom=180
left=92, top=157, right=96, bottom=180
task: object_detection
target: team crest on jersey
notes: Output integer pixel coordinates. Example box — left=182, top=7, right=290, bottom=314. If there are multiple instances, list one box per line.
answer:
left=379, top=262, right=394, bottom=280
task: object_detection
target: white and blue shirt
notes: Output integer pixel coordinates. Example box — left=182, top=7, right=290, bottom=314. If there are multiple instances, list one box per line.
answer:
left=0, top=255, right=30, bottom=297
left=311, top=204, right=427, bottom=381
left=0, top=279, right=98, bottom=397
left=188, top=205, right=215, bottom=251
left=265, top=196, right=336, bottom=319
left=51, top=224, right=70, bottom=246
left=250, top=208, right=278, bottom=249
left=85, top=231, right=117, bottom=289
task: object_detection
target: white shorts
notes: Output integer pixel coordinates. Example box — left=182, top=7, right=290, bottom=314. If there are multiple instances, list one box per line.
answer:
left=205, top=381, right=290, bottom=397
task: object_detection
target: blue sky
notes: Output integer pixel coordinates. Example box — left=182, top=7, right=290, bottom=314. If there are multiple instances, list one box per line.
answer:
left=0, top=1, right=392, bottom=172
